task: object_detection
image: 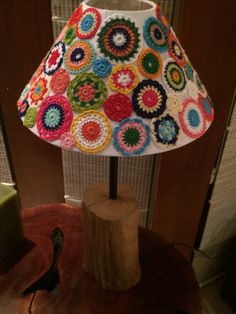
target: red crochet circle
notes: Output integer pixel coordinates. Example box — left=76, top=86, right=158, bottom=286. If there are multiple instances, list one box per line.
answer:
left=104, top=94, right=132, bottom=122
left=50, top=68, right=70, bottom=95
left=76, top=8, right=101, bottom=39
left=68, top=5, right=83, bottom=26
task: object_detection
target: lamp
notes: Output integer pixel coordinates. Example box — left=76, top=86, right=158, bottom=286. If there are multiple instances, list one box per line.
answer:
left=17, top=0, right=214, bottom=291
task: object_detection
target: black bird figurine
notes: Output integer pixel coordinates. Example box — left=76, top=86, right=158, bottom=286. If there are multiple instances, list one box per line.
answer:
left=23, top=227, right=64, bottom=296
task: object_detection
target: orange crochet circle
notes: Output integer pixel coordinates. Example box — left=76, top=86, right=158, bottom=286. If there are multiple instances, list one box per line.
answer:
left=137, top=48, right=163, bottom=79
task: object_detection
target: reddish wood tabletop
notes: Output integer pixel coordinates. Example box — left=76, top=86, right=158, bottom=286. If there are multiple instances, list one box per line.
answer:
left=0, top=204, right=202, bottom=314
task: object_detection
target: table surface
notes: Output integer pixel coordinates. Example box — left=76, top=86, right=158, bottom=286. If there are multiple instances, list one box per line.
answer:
left=0, top=204, right=202, bottom=314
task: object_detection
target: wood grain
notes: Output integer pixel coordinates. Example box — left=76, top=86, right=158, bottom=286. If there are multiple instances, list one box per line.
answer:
left=0, top=204, right=202, bottom=314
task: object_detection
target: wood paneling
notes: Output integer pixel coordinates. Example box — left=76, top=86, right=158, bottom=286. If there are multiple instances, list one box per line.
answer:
left=152, top=0, right=236, bottom=258
left=0, top=0, right=64, bottom=207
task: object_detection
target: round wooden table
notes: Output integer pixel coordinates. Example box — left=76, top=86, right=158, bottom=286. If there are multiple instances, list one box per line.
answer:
left=0, top=204, right=202, bottom=313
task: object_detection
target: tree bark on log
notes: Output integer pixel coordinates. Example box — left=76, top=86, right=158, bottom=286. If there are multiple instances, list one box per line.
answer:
left=82, top=184, right=141, bottom=291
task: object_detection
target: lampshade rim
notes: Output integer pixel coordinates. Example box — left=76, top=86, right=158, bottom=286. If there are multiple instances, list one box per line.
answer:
left=83, top=0, right=156, bottom=13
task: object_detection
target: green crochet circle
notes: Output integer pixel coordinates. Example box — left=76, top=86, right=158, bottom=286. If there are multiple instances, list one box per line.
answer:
left=23, top=107, right=38, bottom=128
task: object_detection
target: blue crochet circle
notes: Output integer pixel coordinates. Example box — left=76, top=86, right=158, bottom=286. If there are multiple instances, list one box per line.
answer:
left=143, top=17, right=168, bottom=52
left=92, top=58, right=112, bottom=78
left=81, top=15, right=94, bottom=32
left=42, top=103, right=64, bottom=131
left=152, top=114, right=179, bottom=146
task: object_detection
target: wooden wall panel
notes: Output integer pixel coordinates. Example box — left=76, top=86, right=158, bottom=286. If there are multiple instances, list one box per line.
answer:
left=0, top=0, right=64, bottom=208
left=152, top=0, right=236, bottom=258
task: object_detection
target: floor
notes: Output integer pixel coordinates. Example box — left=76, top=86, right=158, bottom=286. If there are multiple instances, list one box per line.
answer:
left=201, top=278, right=234, bottom=314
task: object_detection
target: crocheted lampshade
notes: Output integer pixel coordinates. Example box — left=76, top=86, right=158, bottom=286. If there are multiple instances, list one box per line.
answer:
left=17, top=0, right=214, bottom=157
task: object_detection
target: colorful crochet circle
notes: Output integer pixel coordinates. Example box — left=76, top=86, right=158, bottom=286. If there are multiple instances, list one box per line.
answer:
left=137, top=48, right=163, bottom=79
left=198, top=95, right=214, bottom=122
left=30, top=77, right=48, bottom=105
left=143, top=17, right=168, bottom=52
left=92, top=58, right=112, bottom=78
left=185, top=62, right=194, bottom=81
left=64, top=40, right=94, bottom=74
left=50, top=68, right=70, bottom=95
left=44, top=41, right=65, bottom=75
left=76, top=8, right=101, bottom=39
left=108, top=65, right=139, bottom=94
left=64, top=25, right=76, bottom=45
left=37, top=95, right=73, bottom=141
left=17, top=99, right=29, bottom=118
left=71, top=110, right=112, bottom=153
left=67, top=72, right=108, bottom=112
left=104, top=94, right=132, bottom=122
left=163, top=59, right=186, bottom=93
left=151, top=114, right=179, bottom=146
left=166, top=94, right=183, bottom=114
left=179, top=98, right=206, bottom=138
left=96, top=15, right=141, bottom=64
left=30, top=62, right=44, bottom=85
left=60, top=132, right=75, bottom=150
left=168, top=31, right=186, bottom=66
left=23, top=107, right=38, bottom=128
left=68, top=5, right=82, bottom=26
left=113, top=118, right=150, bottom=157
left=132, top=80, right=167, bottom=119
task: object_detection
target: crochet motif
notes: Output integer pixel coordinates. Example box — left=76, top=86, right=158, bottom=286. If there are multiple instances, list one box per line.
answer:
left=30, top=62, right=44, bottom=85
left=76, top=8, right=101, bottom=39
left=168, top=31, right=186, bottom=66
left=60, top=132, right=75, bottom=149
left=185, top=61, right=194, bottom=81
left=30, top=77, right=48, bottom=105
left=37, top=95, right=73, bottom=141
left=143, top=17, right=168, bottom=52
left=179, top=98, right=206, bottom=138
left=23, top=107, right=38, bottom=128
left=187, top=80, right=199, bottom=99
left=151, top=114, right=179, bottom=146
left=67, top=72, right=107, bottom=112
left=104, top=94, right=132, bottom=122
left=194, top=71, right=207, bottom=97
left=166, top=94, right=183, bottom=114
left=113, top=118, right=150, bottom=157
left=92, top=58, right=112, bottom=78
left=64, top=25, right=76, bottom=45
left=19, top=84, right=30, bottom=102
left=163, top=59, right=186, bottom=93
left=50, top=68, right=70, bottom=95
left=198, top=95, right=214, bottom=122
left=44, top=41, right=65, bottom=75
left=64, top=40, right=94, bottom=74
left=68, top=4, right=82, bottom=26
left=71, top=110, right=112, bottom=153
left=108, top=65, right=139, bottom=94
left=17, top=99, right=29, bottom=118
left=132, top=79, right=167, bottom=118
left=137, top=48, right=163, bottom=79
left=96, top=15, right=141, bottom=64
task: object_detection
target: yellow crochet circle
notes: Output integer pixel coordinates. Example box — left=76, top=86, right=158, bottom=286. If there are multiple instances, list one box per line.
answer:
left=71, top=110, right=112, bottom=153
left=108, top=64, right=139, bottom=94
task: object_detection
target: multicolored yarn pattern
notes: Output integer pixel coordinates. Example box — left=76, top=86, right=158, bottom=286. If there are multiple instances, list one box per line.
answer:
left=92, top=58, right=112, bottom=78
left=143, top=17, right=168, bottom=52
left=71, top=110, right=112, bottom=153
left=194, top=71, right=207, bottom=97
left=151, top=114, right=179, bottom=147
left=163, top=59, right=186, bottom=93
left=168, top=31, right=186, bottom=66
left=37, top=95, right=73, bottom=141
left=44, top=41, right=65, bottom=75
left=17, top=99, right=29, bottom=118
left=166, top=94, right=183, bottom=114
left=113, top=118, right=150, bottom=157
left=50, top=68, right=70, bottom=95
left=185, top=62, right=194, bottom=81
left=132, top=79, right=167, bottom=118
left=60, top=132, right=75, bottom=149
left=76, top=8, right=101, bottom=39
left=64, top=40, right=95, bottom=74
left=104, top=94, right=132, bottom=122
left=96, top=15, right=141, bottom=64
left=108, top=64, right=139, bottom=94
left=137, top=48, right=163, bottom=79
left=23, top=107, right=38, bottom=128
left=30, top=77, right=48, bottom=105
left=67, top=72, right=108, bottom=112
left=198, top=95, right=214, bottom=122
left=68, top=5, right=82, bottom=26
left=179, top=98, right=206, bottom=138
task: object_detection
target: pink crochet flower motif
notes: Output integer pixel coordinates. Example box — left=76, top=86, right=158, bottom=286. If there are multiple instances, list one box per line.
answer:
left=76, top=83, right=95, bottom=102
left=60, top=132, right=75, bottom=149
